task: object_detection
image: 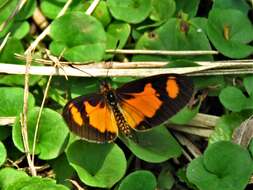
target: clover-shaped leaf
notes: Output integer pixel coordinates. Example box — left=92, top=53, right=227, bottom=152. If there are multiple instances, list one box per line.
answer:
left=50, top=12, right=106, bottom=62
left=133, top=18, right=212, bottom=61
left=118, top=170, right=156, bottom=190
left=213, top=0, right=250, bottom=14
left=121, top=126, right=181, bottom=163
left=187, top=141, right=253, bottom=190
left=207, top=8, right=253, bottom=58
left=0, top=168, right=29, bottom=190
left=6, top=176, right=69, bottom=190
left=175, top=0, right=200, bottom=17
left=107, top=0, right=152, bottom=24
left=219, top=86, right=253, bottom=112
left=150, top=0, right=175, bottom=22
left=0, top=87, right=35, bottom=117
left=12, top=107, right=69, bottom=160
left=66, top=140, right=126, bottom=188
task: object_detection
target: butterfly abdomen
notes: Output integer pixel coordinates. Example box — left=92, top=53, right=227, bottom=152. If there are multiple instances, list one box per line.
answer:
left=111, top=104, right=132, bottom=137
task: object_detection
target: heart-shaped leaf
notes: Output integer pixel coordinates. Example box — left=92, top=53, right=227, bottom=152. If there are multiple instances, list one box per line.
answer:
left=50, top=12, right=106, bottom=62
left=133, top=18, right=212, bottom=61
left=12, top=107, right=69, bottom=160
left=212, top=0, right=250, bottom=14
left=107, top=0, right=152, bottom=24
left=121, top=125, right=182, bottom=163
left=150, top=0, right=175, bottom=22
left=118, top=170, right=156, bottom=190
left=0, top=168, right=29, bottom=190
left=187, top=141, right=253, bottom=190
left=219, top=86, right=253, bottom=112
left=207, top=8, right=253, bottom=58
left=6, top=176, right=70, bottom=190
left=0, top=87, right=35, bottom=117
left=66, top=140, right=126, bottom=188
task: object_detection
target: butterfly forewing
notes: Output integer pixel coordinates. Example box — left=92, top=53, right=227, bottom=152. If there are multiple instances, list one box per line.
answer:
left=116, top=74, right=194, bottom=130
left=63, top=93, right=118, bottom=143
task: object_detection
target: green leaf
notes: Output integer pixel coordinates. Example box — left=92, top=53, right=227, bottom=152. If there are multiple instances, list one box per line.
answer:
left=12, top=107, right=69, bottom=160
left=213, top=0, right=250, bottom=14
left=219, top=86, right=252, bottom=112
left=105, top=21, right=131, bottom=59
left=66, top=140, right=126, bottom=188
left=150, top=0, right=175, bottom=22
left=0, top=21, right=29, bottom=39
left=133, top=18, right=212, bottom=61
left=49, top=153, right=74, bottom=187
left=40, top=0, right=84, bottom=19
left=175, top=0, right=200, bottom=17
left=107, top=0, right=152, bottom=24
left=243, top=75, right=253, bottom=97
left=15, top=0, right=36, bottom=20
left=0, top=75, right=41, bottom=86
left=187, top=141, right=253, bottom=190
left=209, top=113, right=244, bottom=144
left=118, top=170, right=156, bottom=190
left=7, top=176, right=70, bottom=190
left=194, top=76, right=225, bottom=96
left=50, top=12, right=106, bottom=62
left=0, top=0, right=18, bottom=24
left=0, top=126, right=11, bottom=141
left=157, top=167, right=174, bottom=190
left=0, top=168, right=29, bottom=190
left=207, top=8, right=253, bottom=58
left=0, top=87, right=35, bottom=117
left=85, top=0, right=112, bottom=27
left=11, top=21, right=30, bottom=39
left=0, top=141, right=6, bottom=166
left=0, top=38, right=24, bottom=64
left=170, top=103, right=200, bottom=125
left=121, top=126, right=182, bottom=163
left=106, top=21, right=131, bottom=50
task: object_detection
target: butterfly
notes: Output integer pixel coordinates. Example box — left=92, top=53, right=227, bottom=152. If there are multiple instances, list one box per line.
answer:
left=63, top=74, right=194, bottom=143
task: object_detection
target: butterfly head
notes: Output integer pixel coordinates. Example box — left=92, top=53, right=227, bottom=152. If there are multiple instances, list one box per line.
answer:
left=100, top=80, right=112, bottom=93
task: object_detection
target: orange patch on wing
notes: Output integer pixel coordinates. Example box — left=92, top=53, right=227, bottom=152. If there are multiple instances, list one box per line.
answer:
left=120, top=102, right=144, bottom=129
left=123, top=83, right=162, bottom=119
left=84, top=101, right=118, bottom=133
left=69, top=103, right=84, bottom=126
left=166, top=77, right=179, bottom=99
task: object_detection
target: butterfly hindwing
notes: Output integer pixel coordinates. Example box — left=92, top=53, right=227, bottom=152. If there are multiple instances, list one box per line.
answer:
left=116, top=74, right=194, bottom=131
left=63, top=93, right=118, bottom=143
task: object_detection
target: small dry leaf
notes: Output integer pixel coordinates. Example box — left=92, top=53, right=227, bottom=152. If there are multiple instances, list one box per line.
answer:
left=232, top=116, right=253, bottom=147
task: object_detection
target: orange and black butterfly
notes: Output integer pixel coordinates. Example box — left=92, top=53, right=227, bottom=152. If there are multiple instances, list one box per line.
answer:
left=63, top=74, right=193, bottom=143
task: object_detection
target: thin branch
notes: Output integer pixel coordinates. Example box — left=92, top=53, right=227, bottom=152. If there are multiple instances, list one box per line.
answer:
left=85, top=0, right=101, bottom=15
left=31, top=74, right=53, bottom=164
left=173, top=132, right=202, bottom=158
left=0, top=32, right=11, bottom=52
left=188, top=113, right=219, bottom=128
left=0, top=117, right=16, bottom=125
left=1, top=61, right=253, bottom=77
left=168, top=124, right=213, bottom=138
left=106, top=49, right=218, bottom=55
left=21, top=51, right=36, bottom=176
